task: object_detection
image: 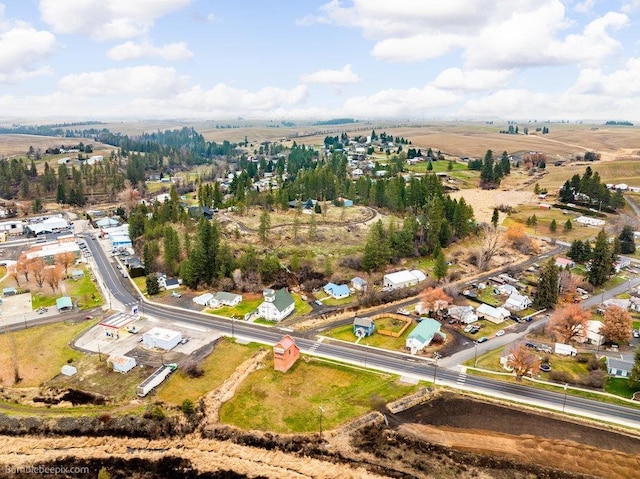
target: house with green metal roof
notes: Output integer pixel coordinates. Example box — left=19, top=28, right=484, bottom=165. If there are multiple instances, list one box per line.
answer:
left=406, top=318, right=444, bottom=354
left=257, top=288, right=295, bottom=322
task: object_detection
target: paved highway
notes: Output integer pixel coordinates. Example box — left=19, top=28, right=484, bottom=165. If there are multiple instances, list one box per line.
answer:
left=84, top=233, right=640, bottom=430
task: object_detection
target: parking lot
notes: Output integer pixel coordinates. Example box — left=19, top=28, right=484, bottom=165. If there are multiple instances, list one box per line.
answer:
left=73, top=315, right=224, bottom=366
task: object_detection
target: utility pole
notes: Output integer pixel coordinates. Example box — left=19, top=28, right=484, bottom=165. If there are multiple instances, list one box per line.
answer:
left=231, top=315, right=236, bottom=339
left=474, top=342, right=479, bottom=367
left=432, top=356, right=439, bottom=385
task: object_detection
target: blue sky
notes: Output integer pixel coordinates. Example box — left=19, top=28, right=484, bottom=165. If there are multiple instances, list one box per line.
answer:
left=1, top=0, right=640, bottom=121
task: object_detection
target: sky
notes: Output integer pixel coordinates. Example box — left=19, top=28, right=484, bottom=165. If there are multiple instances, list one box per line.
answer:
left=1, top=0, right=640, bottom=122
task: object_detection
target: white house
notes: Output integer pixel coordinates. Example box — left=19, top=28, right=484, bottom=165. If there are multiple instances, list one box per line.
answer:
left=576, top=216, right=605, bottom=227
left=476, top=304, right=511, bottom=324
left=613, top=257, right=631, bottom=273
left=142, top=327, right=182, bottom=350
left=108, top=354, right=137, bottom=373
left=383, top=270, right=426, bottom=290
left=497, top=284, right=519, bottom=296
left=578, top=320, right=605, bottom=345
left=351, top=276, right=368, bottom=291
left=193, top=292, right=214, bottom=306
left=447, top=305, right=478, bottom=324
left=209, top=291, right=242, bottom=308
left=602, top=298, right=631, bottom=311
left=555, top=257, right=575, bottom=269
left=257, top=288, right=295, bottom=322
left=155, top=193, right=171, bottom=203
left=405, top=318, right=444, bottom=354
left=158, top=274, right=180, bottom=290
left=606, top=357, right=633, bottom=378
left=504, top=293, right=532, bottom=311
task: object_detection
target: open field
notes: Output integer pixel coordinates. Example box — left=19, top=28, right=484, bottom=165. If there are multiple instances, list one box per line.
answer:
left=220, top=355, right=418, bottom=433
left=0, top=320, right=94, bottom=387
left=158, top=339, right=259, bottom=405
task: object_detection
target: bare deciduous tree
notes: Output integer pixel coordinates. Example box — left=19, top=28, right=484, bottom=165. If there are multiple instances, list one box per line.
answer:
left=44, top=264, right=64, bottom=292
left=547, top=304, right=590, bottom=343
left=117, top=180, right=142, bottom=217
left=477, top=225, right=501, bottom=271
left=56, top=251, right=76, bottom=276
left=506, top=343, right=540, bottom=380
left=8, top=265, right=20, bottom=287
left=29, top=257, right=46, bottom=289
left=418, top=287, right=452, bottom=318
left=558, top=269, right=578, bottom=303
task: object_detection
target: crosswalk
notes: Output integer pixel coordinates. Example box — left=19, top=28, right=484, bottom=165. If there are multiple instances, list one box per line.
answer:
left=457, top=367, right=467, bottom=386
left=308, top=337, right=324, bottom=353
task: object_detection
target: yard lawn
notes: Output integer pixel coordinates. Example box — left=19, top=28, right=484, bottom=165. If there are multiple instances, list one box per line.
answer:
left=208, top=297, right=262, bottom=318
left=323, top=294, right=356, bottom=307
left=30, top=291, right=58, bottom=309
left=375, top=316, right=410, bottom=334
left=220, top=356, right=418, bottom=433
left=477, top=288, right=501, bottom=306
left=133, top=276, right=146, bottom=293
left=0, top=320, right=95, bottom=386
left=324, top=323, right=408, bottom=351
left=158, top=339, right=260, bottom=405
left=64, top=272, right=103, bottom=309
left=605, top=377, right=638, bottom=399
left=292, top=293, right=313, bottom=317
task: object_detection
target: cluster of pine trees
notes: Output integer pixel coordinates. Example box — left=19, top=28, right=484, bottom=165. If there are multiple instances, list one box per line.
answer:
left=558, top=166, right=625, bottom=210
left=467, top=150, right=511, bottom=189
left=567, top=230, right=619, bottom=286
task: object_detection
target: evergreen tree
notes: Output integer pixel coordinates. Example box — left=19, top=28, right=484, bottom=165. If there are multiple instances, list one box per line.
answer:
left=433, top=251, right=448, bottom=281
left=563, top=219, right=572, bottom=231
left=491, top=208, right=499, bottom=228
left=259, top=254, right=280, bottom=284
left=308, top=212, right=317, bottom=240
left=559, top=181, right=573, bottom=202
left=362, top=220, right=390, bottom=272
left=588, top=230, right=612, bottom=286
left=146, top=274, right=160, bottom=295
left=258, top=209, right=271, bottom=244
left=618, top=224, right=636, bottom=254
left=629, top=348, right=640, bottom=389
left=534, top=258, right=559, bottom=309
left=447, top=160, right=453, bottom=171
left=549, top=219, right=557, bottom=233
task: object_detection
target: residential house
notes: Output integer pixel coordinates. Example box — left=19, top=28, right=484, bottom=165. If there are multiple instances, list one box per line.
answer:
left=209, top=291, right=242, bottom=308
left=613, top=257, right=631, bottom=273
left=383, top=270, right=426, bottom=290
left=273, top=335, right=300, bottom=373
left=447, top=305, right=478, bottom=324
left=629, top=296, right=640, bottom=312
left=576, top=216, right=605, bottom=227
left=188, top=205, right=215, bottom=220
left=193, top=292, right=214, bottom=306
left=56, top=296, right=73, bottom=312
left=353, top=317, right=375, bottom=337
left=476, top=304, right=511, bottom=324
left=555, top=257, right=575, bottom=269
left=406, top=318, right=444, bottom=354
left=323, top=282, right=350, bottom=299
left=606, top=357, right=634, bottom=378
left=504, top=293, right=532, bottom=311
left=351, top=277, right=368, bottom=292
left=497, top=284, right=519, bottom=296
left=158, top=274, right=180, bottom=290
left=257, top=288, right=295, bottom=322
left=602, top=298, right=631, bottom=311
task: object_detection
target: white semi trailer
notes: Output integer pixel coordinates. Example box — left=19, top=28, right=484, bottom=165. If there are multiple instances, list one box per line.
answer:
left=136, top=363, right=177, bottom=397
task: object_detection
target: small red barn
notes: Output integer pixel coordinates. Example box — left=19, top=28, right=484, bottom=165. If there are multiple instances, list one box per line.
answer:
left=273, top=334, right=300, bottom=373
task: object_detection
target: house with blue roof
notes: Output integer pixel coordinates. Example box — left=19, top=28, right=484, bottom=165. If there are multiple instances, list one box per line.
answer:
left=323, top=282, right=350, bottom=300
left=406, top=318, right=445, bottom=354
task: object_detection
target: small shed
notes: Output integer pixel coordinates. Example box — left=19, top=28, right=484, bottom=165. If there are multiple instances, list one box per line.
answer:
left=273, top=335, right=300, bottom=373
left=71, top=269, right=85, bottom=280
left=351, top=277, right=368, bottom=291
left=56, top=296, right=73, bottom=312
left=142, top=327, right=182, bottom=350
left=108, top=355, right=137, bottom=374
left=61, top=365, right=77, bottom=376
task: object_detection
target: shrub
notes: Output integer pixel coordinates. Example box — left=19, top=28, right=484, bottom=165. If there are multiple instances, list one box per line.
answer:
left=579, top=370, right=605, bottom=388
left=182, top=360, right=204, bottom=379
left=576, top=354, right=589, bottom=363
left=587, top=356, right=601, bottom=371
left=181, top=399, right=195, bottom=415
left=549, top=371, right=573, bottom=384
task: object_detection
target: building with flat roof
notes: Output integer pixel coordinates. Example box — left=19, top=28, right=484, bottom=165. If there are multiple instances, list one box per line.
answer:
left=142, top=327, right=182, bottom=350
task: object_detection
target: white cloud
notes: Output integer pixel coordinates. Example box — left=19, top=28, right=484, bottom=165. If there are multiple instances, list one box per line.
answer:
left=569, top=58, right=640, bottom=97
left=0, top=11, right=57, bottom=83
left=57, top=65, right=188, bottom=96
left=300, top=64, right=360, bottom=85
left=39, top=0, right=190, bottom=41
left=107, top=41, right=194, bottom=61
left=431, top=68, right=513, bottom=91
left=574, top=0, right=596, bottom=13
left=339, top=85, right=460, bottom=118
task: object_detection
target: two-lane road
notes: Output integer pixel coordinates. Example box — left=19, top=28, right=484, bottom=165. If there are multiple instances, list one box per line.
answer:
left=85, top=234, right=640, bottom=430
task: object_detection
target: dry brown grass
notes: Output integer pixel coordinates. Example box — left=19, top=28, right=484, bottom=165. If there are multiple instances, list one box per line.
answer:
left=401, top=423, right=640, bottom=479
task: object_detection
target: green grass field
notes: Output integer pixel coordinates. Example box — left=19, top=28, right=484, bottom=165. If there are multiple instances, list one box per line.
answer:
left=220, top=356, right=418, bottom=433
left=324, top=323, right=408, bottom=350
left=208, top=298, right=262, bottom=318
left=64, top=270, right=103, bottom=309
left=158, top=339, right=260, bottom=404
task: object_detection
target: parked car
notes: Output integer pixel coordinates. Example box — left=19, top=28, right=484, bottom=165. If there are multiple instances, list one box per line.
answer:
left=464, top=324, right=474, bottom=333
left=314, top=300, right=323, bottom=306
left=633, top=330, right=640, bottom=338
left=469, top=327, right=480, bottom=334
left=171, top=291, right=182, bottom=298
left=495, top=329, right=505, bottom=337
left=397, top=308, right=410, bottom=316
left=476, top=336, right=488, bottom=343
left=180, top=338, right=189, bottom=345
